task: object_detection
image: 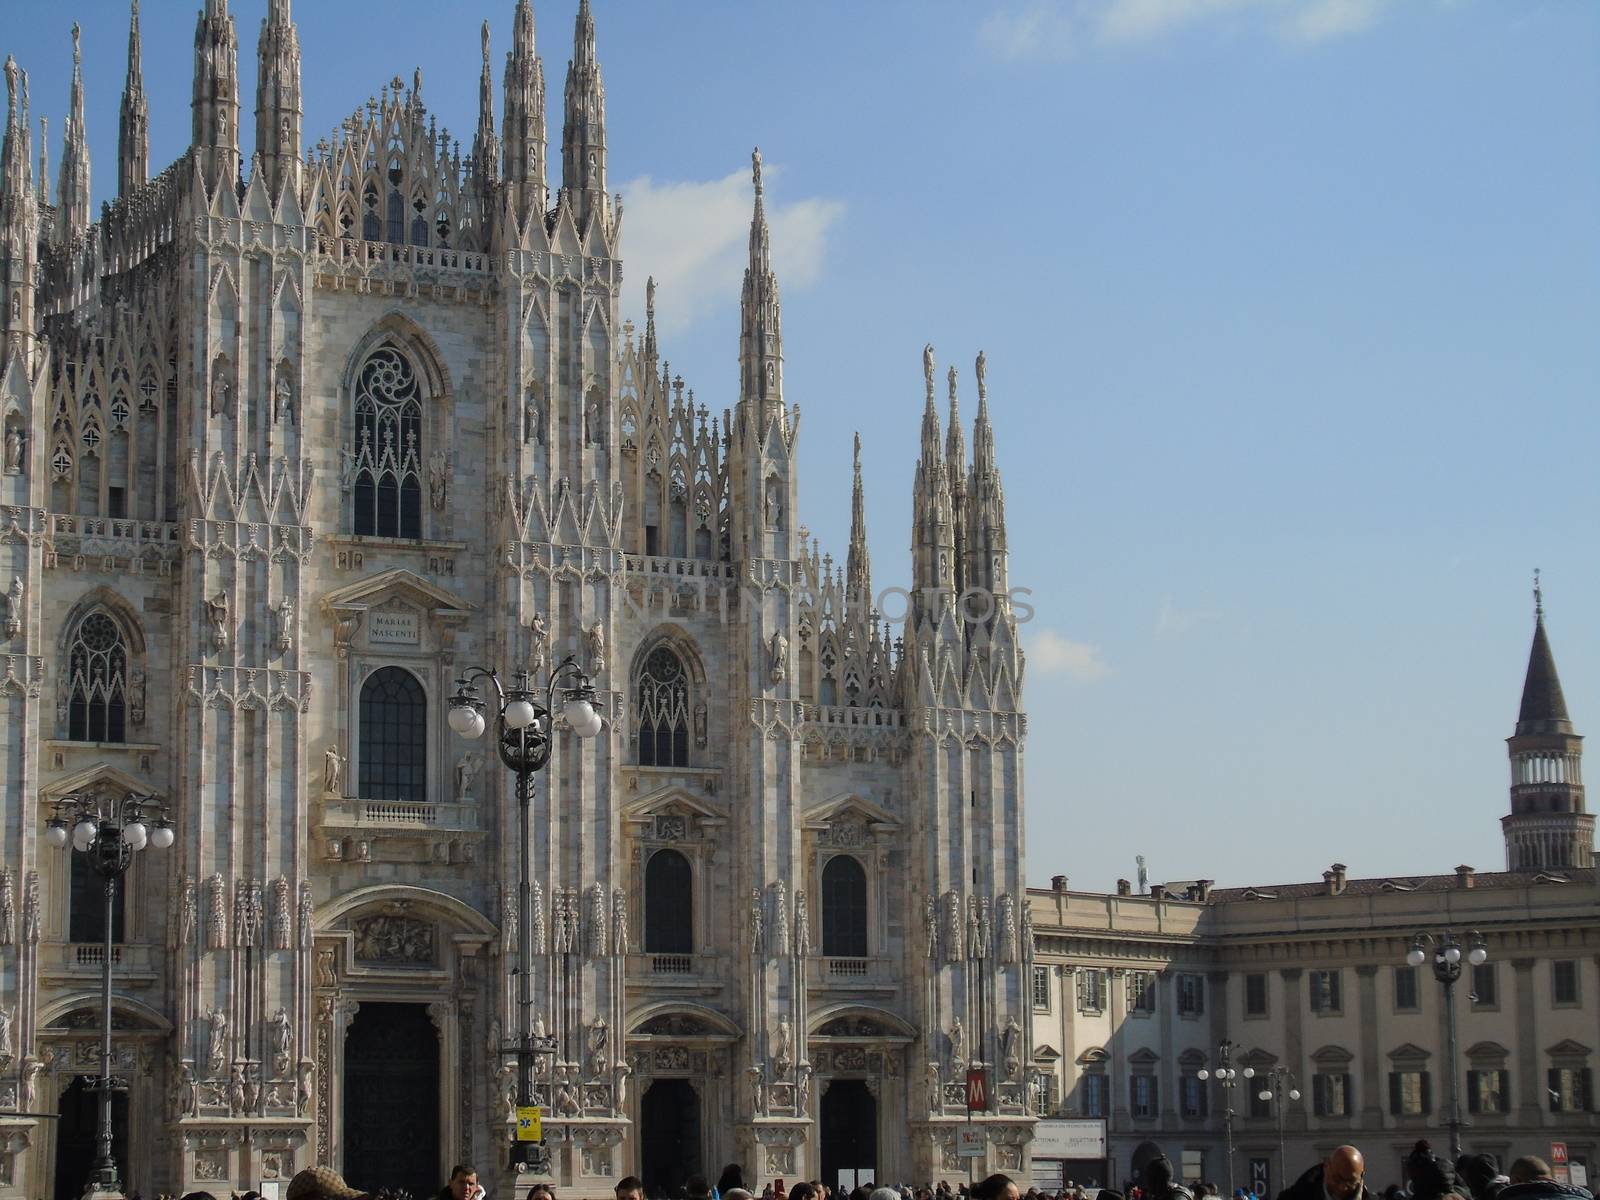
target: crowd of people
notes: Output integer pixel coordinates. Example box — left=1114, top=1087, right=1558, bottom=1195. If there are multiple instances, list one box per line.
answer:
left=239, top=1141, right=1591, bottom=1200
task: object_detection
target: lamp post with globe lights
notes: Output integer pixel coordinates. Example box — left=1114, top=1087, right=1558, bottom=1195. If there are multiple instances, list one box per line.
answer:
left=1406, top=930, right=1487, bottom=1162
left=1197, top=1038, right=1252, bottom=1199
left=449, top=656, right=601, bottom=1171
left=1256, top=1065, right=1301, bottom=1194
left=43, top=791, right=173, bottom=1196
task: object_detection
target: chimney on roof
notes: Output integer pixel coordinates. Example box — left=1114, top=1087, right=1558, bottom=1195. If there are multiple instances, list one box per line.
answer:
left=1051, top=874, right=1069, bottom=893
left=1116, top=878, right=1131, bottom=897
left=1324, top=863, right=1348, bottom=896
left=1191, top=879, right=1214, bottom=902
left=1455, top=864, right=1476, bottom=888
left=1149, top=884, right=1166, bottom=901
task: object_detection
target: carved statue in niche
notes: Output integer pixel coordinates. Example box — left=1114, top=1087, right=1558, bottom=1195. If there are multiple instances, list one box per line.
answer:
left=178, top=876, right=196, bottom=947
left=3, top=423, right=22, bottom=475
left=128, top=667, right=146, bottom=725
left=796, top=1060, right=812, bottom=1114
left=527, top=612, right=549, bottom=677
left=338, top=448, right=356, bottom=493
left=748, top=1064, right=765, bottom=1116
left=749, top=888, right=764, bottom=956
left=610, top=888, right=628, bottom=956
left=793, top=891, right=810, bottom=957
left=764, top=478, right=782, bottom=528
left=924, top=895, right=938, bottom=960
left=172, top=1060, right=197, bottom=1117
left=586, top=1018, right=609, bottom=1078
left=1001, top=1016, right=1021, bottom=1080
left=773, top=1015, right=793, bottom=1076
left=206, top=592, right=230, bottom=652
left=586, top=621, right=606, bottom=676
left=948, top=1016, right=965, bottom=1067
left=0, top=1006, right=13, bottom=1059
left=524, top=385, right=544, bottom=445
left=210, top=368, right=232, bottom=418
left=323, top=745, right=345, bottom=796
left=693, top=697, right=707, bottom=747
left=966, top=895, right=982, bottom=960
left=227, top=1064, right=247, bottom=1114
left=927, top=1062, right=942, bottom=1113
left=455, top=753, right=479, bottom=801
left=768, top=630, right=788, bottom=685
left=0, top=871, right=13, bottom=947
left=273, top=598, right=294, bottom=655
left=296, top=1060, right=313, bottom=1117
left=270, top=1008, right=293, bottom=1076
left=273, top=372, right=294, bottom=425
left=206, top=1009, right=228, bottom=1077
left=428, top=449, right=448, bottom=511
left=585, top=392, right=602, bottom=445
left=4, top=575, right=23, bottom=639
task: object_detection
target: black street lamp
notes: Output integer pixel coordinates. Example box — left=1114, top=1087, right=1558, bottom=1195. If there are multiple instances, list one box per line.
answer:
left=44, top=791, right=173, bottom=1197
left=449, top=657, right=601, bottom=1171
left=1255, top=1066, right=1300, bottom=1193
left=1197, top=1039, right=1252, bottom=1199
left=1406, top=929, right=1487, bottom=1163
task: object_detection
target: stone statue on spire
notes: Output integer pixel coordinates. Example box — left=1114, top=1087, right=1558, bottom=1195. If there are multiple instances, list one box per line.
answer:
left=923, top=344, right=935, bottom=402
left=752, top=146, right=763, bottom=194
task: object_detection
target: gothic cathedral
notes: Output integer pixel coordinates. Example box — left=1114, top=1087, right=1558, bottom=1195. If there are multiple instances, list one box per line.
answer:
left=0, top=2, right=1029, bottom=1195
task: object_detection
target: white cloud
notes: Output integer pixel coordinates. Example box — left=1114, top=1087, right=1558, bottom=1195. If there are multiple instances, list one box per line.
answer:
left=617, top=163, right=845, bottom=340
left=1028, top=630, right=1112, bottom=682
left=978, top=0, right=1393, bottom=60
left=1154, top=594, right=1215, bottom=638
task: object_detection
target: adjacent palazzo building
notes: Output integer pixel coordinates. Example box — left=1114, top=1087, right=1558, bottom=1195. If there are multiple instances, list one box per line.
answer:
left=1027, top=599, right=1599, bottom=1194
left=0, top=3, right=1031, bottom=1196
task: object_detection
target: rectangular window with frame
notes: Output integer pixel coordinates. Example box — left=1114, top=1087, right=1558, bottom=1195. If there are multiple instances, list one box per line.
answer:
left=1180, top=1074, right=1209, bottom=1119
left=1033, top=964, right=1052, bottom=1011
left=1394, top=965, right=1420, bottom=1012
left=1548, top=1067, right=1592, bottom=1113
left=1313, top=1072, right=1351, bottom=1117
left=1553, top=960, right=1580, bottom=1007
left=1245, top=972, right=1269, bottom=1018
left=1471, top=962, right=1498, bottom=1008
left=1389, top=1070, right=1431, bottom=1116
left=1310, top=969, right=1343, bottom=1015
left=1466, top=1069, right=1508, bottom=1114
left=1130, top=1074, right=1158, bottom=1119
left=1178, top=973, right=1205, bottom=1017
left=1078, top=968, right=1107, bottom=1014
left=1128, top=970, right=1157, bottom=1014
left=1081, top=1072, right=1108, bottom=1118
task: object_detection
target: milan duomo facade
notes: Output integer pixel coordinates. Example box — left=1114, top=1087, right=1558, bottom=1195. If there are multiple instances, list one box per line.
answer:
left=0, top=3, right=1031, bottom=1197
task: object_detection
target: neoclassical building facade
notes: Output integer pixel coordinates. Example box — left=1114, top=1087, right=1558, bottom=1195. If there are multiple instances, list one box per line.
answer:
left=1026, top=602, right=1599, bottom=1194
left=0, top=3, right=1030, bottom=1197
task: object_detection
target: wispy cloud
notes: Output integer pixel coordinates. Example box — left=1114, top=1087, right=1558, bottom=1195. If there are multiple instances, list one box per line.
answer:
left=617, top=163, right=845, bottom=340
left=1029, top=630, right=1112, bottom=682
left=1154, top=594, right=1216, bottom=639
left=980, top=0, right=1393, bottom=61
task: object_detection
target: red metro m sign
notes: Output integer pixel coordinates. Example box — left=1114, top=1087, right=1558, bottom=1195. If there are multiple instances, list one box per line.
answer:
left=966, top=1067, right=990, bottom=1112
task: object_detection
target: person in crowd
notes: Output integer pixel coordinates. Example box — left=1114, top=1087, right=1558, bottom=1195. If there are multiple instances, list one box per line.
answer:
left=1404, top=1141, right=1469, bottom=1200
left=285, top=1167, right=369, bottom=1200
left=1500, top=1158, right=1593, bottom=1200
left=787, top=1184, right=817, bottom=1200
left=615, top=1178, right=645, bottom=1200
left=526, top=1185, right=554, bottom=1200
left=1278, top=1147, right=1369, bottom=1200
left=436, top=1165, right=483, bottom=1200
left=686, top=1178, right=712, bottom=1200
left=718, top=1167, right=748, bottom=1196
left=974, top=1177, right=1021, bottom=1200
left=1457, top=1156, right=1508, bottom=1200
left=1143, top=1158, right=1191, bottom=1200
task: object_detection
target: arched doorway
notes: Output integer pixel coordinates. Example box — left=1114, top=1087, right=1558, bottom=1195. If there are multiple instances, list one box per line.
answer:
left=341, top=1003, right=440, bottom=1198
left=640, top=1078, right=701, bottom=1198
left=1131, top=1141, right=1166, bottom=1190
left=820, top=1079, right=876, bottom=1191
left=54, top=1076, right=129, bottom=1200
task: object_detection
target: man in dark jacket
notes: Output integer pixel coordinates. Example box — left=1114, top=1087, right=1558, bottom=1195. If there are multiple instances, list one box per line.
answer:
left=1144, top=1158, right=1192, bottom=1200
left=1498, top=1158, right=1593, bottom=1200
left=1278, top=1147, right=1369, bottom=1200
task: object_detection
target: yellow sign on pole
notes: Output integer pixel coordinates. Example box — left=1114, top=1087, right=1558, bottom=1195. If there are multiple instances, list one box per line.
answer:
left=516, top=1106, right=542, bottom=1142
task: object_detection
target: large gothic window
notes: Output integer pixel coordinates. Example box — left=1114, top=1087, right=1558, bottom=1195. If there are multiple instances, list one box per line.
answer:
left=644, top=849, right=693, bottom=955
left=636, top=646, right=690, bottom=767
left=358, top=667, right=427, bottom=802
left=822, top=855, right=869, bottom=958
left=67, top=612, right=128, bottom=743
left=69, top=850, right=125, bottom=944
left=352, top=346, right=424, bottom=539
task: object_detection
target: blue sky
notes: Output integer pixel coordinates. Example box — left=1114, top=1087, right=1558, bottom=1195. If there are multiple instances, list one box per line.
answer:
left=8, top=0, right=1597, bottom=890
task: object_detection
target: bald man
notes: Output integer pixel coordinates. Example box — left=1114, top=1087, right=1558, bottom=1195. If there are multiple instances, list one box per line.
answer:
left=1278, top=1147, right=1368, bottom=1200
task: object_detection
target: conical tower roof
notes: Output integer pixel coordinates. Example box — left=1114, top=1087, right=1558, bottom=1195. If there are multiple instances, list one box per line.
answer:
left=1517, top=580, right=1573, bottom=736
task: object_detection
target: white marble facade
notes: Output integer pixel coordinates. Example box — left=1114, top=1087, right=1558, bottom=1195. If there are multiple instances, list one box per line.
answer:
left=0, top=2, right=1030, bottom=1196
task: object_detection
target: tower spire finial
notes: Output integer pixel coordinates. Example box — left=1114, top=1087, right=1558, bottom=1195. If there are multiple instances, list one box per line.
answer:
left=119, top=0, right=150, bottom=196
left=739, top=147, right=782, bottom=411
left=472, top=19, right=499, bottom=183
left=753, top=146, right=764, bottom=197
left=1534, top=567, right=1543, bottom=619
left=56, top=21, right=91, bottom=238
left=560, top=0, right=607, bottom=222
left=848, top=431, right=872, bottom=599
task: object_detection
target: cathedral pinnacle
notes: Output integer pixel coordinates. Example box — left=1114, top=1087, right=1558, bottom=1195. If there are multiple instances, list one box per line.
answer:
left=503, top=0, right=549, bottom=219
left=946, top=364, right=967, bottom=595
left=1, top=56, right=25, bottom=202
left=848, top=432, right=872, bottom=599
left=560, top=0, right=607, bottom=226
left=644, top=275, right=658, bottom=366
left=119, top=0, right=150, bottom=197
left=193, top=0, right=240, bottom=180
left=254, top=0, right=300, bottom=196
left=473, top=20, right=500, bottom=184
left=56, top=22, right=91, bottom=240
left=739, top=146, right=783, bottom=412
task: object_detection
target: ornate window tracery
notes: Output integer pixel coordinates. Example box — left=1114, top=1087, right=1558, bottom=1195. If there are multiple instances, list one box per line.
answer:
left=352, top=346, right=424, bottom=539
left=67, top=612, right=128, bottom=743
left=636, top=646, right=690, bottom=767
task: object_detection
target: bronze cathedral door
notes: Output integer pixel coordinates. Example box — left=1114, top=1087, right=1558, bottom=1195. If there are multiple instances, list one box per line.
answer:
left=341, top=1002, right=440, bottom=1198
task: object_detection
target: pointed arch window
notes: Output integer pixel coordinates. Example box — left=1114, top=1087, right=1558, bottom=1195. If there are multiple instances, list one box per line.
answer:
left=352, top=346, right=424, bottom=539
left=358, top=666, right=427, bottom=802
left=822, top=854, right=868, bottom=958
left=644, top=849, right=693, bottom=955
left=68, top=612, right=128, bottom=743
left=636, top=646, right=690, bottom=767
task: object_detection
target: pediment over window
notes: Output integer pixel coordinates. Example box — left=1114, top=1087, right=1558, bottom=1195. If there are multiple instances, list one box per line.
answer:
left=1465, top=1041, right=1509, bottom=1062
left=39, top=994, right=170, bottom=1034
left=40, top=762, right=161, bottom=804
left=1387, top=1042, right=1431, bottom=1063
left=1178, top=1048, right=1207, bottom=1068
left=1034, top=1044, right=1061, bottom=1062
left=321, top=569, right=474, bottom=653
left=623, top=786, right=727, bottom=839
left=808, top=1005, right=916, bottom=1040
left=1239, top=1047, right=1277, bottom=1069
left=1077, top=1047, right=1109, bottom=1066
left=1546, top=1039, right=1591, bottom=1059
left=1129, top=1047, right=1160, bottom=1066
left=803, top=793, right=899, bottom=848
left=1311, top=1044, right=1354, bottom=1066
